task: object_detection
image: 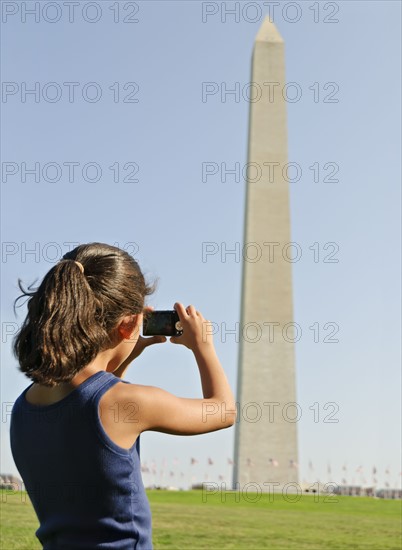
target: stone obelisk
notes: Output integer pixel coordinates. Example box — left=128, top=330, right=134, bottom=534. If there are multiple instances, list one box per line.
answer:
left=233, top=18, right=299, bottom=491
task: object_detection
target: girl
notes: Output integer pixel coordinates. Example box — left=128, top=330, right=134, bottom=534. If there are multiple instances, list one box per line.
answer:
left=10, top=242, right=236, bottom=550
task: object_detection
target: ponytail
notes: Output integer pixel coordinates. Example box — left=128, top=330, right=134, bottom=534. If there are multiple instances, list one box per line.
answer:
left=12, top=243, right=155, bottom=387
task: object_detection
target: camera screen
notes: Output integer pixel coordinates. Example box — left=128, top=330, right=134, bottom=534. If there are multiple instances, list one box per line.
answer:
left=143, top=311, right=178, bottom=336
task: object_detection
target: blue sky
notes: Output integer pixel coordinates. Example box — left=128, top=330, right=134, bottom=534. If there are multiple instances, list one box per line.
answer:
left=1, top=1, right=401, bottom=490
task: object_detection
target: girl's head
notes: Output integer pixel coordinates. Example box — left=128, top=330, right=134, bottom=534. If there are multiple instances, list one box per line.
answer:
left=13, top=242, right=155, bottom=387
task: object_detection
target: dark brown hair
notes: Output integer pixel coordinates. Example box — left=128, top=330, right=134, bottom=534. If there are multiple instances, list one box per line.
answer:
left=13, top=242, right=155, bottom=387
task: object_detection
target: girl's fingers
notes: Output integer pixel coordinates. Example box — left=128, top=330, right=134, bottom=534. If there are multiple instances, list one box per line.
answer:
left=174, top=302, right=188, bottom=321
left=150, top=335, right=166, bottom=342
left=141, top=335, right=166, bottom=349
left=151, top=335, right=167, bottom=345
left=141, top=334, right=166, bottom=342
left=186, top=304, right=197, bottom=316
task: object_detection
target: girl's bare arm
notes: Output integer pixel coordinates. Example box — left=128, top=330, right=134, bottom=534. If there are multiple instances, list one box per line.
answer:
left=119, top=303, right=237, bottom=435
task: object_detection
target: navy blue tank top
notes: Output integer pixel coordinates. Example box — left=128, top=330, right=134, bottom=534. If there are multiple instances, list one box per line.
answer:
left=10, top=370, right=153, bottom=549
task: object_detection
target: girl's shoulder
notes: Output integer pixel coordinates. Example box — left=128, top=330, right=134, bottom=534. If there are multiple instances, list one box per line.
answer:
left=98, top=380, right=146, bottom=450
left=99, top=378, right=149, bottom=410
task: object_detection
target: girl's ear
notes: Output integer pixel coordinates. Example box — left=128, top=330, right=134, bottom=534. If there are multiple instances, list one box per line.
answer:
left=117, top=314, right=142, bottom=340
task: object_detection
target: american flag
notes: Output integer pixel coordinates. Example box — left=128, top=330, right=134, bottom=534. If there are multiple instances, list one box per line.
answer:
left=269, top=458, right=279, bottom=467
left=208, top=457, right=214, bottom=465
left=190, top=457, right=198, bottom=465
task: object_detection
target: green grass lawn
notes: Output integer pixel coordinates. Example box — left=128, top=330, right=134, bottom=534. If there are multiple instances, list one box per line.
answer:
left=1, top=489, right=401, bottom=549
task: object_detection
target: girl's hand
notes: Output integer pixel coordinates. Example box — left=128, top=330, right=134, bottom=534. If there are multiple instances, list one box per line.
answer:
left=170, top=302, right=214, bottom=351
left=127, top=306, right=166, bottom=362
left=128, top=333, right=167, bottom=362
left=112, top=306, right=166, bottom=378
left=114, top=307, right=166, bottom=374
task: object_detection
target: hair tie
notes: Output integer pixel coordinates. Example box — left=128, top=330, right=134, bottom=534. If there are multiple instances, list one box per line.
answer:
left=74, top=261, right=84, bottom=274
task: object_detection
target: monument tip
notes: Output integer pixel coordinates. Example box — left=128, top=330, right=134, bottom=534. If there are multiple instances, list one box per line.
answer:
left=255, top=16, right=284, bottom=43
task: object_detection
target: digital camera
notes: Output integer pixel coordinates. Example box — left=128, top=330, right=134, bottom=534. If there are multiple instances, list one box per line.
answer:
left=143, top=310, right=183, bottom=337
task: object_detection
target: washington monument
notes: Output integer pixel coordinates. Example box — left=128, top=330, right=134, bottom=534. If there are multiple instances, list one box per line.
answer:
left=233, top=18, right=299, bottom=490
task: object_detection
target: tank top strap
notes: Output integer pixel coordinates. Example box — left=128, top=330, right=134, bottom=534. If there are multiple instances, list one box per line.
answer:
left=84, top=371, right=130, bottom=405
left=83, top=371, right=138, bottom=457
